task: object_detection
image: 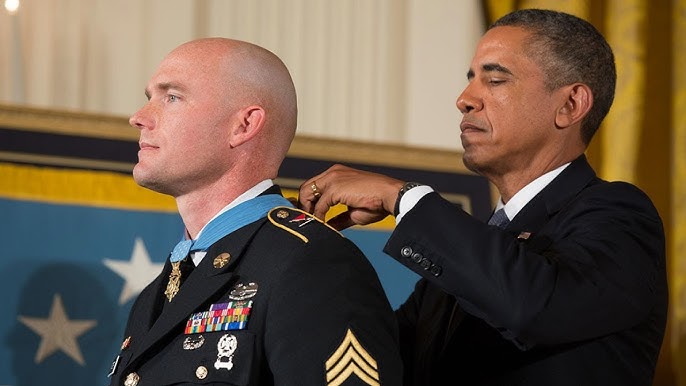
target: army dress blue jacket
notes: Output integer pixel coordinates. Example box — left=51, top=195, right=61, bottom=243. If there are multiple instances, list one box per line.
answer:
left=108, top=201, right=403, bottom=386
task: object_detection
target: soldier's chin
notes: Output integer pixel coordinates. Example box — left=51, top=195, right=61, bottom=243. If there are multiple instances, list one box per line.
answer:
left=133, top=167, right=165, bottom=193
left=132, top=164, right=146, bottom=186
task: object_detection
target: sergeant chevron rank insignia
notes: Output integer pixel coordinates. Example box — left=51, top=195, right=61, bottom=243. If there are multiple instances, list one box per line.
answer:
left=325, top=328, right=379, bottom=386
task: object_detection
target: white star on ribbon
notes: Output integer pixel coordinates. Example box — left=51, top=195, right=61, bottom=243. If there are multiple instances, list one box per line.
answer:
left=104, top=237, right=165, bottom=304
left=18, top=293, right=97, bottom=366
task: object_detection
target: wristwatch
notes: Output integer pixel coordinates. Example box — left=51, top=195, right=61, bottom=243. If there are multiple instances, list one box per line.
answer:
left=394, top=181, right=423, bottom=216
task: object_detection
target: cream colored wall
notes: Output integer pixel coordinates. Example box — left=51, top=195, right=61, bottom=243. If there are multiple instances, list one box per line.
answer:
left=0, top=0, right=484, bottom=151
left=405, top=0, right=482, bottom=151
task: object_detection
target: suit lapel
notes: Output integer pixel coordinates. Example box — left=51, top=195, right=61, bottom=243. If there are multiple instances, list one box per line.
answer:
left=437, top=156, right=599, bottom=354
left=508, top=154, right=597, bottom=234
left=125, top=218, right=267, bottom=368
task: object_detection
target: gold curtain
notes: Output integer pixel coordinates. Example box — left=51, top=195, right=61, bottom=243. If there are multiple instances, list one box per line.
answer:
left=483, top=1, right=686, bottom=385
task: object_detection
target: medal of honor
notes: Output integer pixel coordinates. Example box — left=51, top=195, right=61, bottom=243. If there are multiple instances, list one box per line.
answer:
left=165, top=261, right=182, bottom=302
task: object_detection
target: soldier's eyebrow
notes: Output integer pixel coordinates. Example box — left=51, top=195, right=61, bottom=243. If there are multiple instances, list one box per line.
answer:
left=144, top=82, right=186, bottom=100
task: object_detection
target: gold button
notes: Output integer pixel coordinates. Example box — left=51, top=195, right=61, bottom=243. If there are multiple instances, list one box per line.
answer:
left=196, top=365, right=208, bottom=379
left=124, top=372, right=140, bottom=386
left=213, top=253, right=231, bottom=269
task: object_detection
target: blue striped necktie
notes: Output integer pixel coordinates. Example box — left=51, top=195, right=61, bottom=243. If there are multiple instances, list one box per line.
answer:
left=488, top=208, right=510, bottom=229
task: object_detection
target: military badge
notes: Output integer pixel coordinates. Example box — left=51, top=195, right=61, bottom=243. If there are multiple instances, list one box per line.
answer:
left=165, top=261, right=182, bottom=302
left=289, top=213, right=316, bottom=227
left=213, top=253, right=231, bottom=269
left=183, top=334, right=205, bottom=350
left=215, top=334, right=238, bottom=371
left=121, top=336, right=131, bottom=350
left=229, top=282, right=258, bottom=300
left=108, top=355, right=120, bottom=377
left=268, top=206, right=343, bottom=242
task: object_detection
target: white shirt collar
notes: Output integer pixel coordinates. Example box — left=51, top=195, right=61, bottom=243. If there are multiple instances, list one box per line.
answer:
left=495, top=163, right=570, bottom=221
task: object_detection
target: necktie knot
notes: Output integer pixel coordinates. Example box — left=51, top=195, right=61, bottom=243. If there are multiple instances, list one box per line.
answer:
left=488, top=208, right=510, bottom=229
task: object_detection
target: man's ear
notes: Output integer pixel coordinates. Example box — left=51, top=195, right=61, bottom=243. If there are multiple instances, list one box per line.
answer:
left=555, top=83, right=593, bottom=129
left=229, top=106, right=266, bottom=148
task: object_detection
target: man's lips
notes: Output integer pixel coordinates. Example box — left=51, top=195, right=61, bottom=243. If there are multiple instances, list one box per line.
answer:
left=139, top=141, right=158, bottom=150
left=460, top=120, right=485, bottom=133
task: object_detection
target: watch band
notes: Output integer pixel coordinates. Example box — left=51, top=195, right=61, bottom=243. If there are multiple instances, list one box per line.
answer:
left=393, top=182, right=423, bottom=216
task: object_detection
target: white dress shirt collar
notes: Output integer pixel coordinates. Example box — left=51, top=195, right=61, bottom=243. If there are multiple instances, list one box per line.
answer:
left=495, top=163, right=570, bottom=221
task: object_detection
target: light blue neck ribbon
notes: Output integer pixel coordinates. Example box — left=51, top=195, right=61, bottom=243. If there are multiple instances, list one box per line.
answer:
left=169, top=194, right=292, bottom=263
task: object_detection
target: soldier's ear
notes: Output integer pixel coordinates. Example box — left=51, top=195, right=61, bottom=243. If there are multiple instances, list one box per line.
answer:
left=229, top=106, right=266, bottom=148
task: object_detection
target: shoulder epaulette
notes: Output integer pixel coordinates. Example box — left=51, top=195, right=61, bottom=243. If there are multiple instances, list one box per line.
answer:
left=267, top=206, right=343, bottom=243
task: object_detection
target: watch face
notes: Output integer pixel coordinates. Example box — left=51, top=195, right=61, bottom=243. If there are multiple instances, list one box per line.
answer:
left=402, top=182, right=422, bottom=193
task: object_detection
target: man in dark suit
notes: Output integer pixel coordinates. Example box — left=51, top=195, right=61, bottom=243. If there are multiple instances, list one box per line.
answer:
left=298, top=9, right=667, bottom=386
left=107, top=38, right=402, bottom=386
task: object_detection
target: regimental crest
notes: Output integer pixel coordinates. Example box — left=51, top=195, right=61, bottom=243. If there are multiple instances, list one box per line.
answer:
left=325, top=328, right=379, bottom=386
left=267, top=206, right=342, bottom=243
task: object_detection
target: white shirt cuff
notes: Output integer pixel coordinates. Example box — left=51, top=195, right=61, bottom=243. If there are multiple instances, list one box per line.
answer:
left=395, top=185, right=434, bottom=224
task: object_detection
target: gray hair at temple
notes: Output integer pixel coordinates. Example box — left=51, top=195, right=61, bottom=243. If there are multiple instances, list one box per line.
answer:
left=491, top=9, right=616, bottom=145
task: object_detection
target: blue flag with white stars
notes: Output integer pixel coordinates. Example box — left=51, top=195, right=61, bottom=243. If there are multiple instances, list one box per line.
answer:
left=0, top=193, right=183, bottom=386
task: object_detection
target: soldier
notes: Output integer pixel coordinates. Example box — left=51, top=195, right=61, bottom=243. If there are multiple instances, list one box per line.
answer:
left=107, top=38, right=402, bottom=386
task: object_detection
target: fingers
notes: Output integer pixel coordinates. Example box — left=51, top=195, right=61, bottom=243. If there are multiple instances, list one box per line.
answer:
left=296, top=164, right=401, bottom=226
left=298, top=165, right=346, bottom=216
left=310, top=181, right=322, bottom=200
left=299, top=180, right=328, bottom=218
left=326, top=211, right=355, bottom=231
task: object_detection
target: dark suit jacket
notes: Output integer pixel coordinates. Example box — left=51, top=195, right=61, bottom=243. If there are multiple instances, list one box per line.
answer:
left=385, top=155, right=667, bottom=386
left=108, top=201, right=403, bottom=385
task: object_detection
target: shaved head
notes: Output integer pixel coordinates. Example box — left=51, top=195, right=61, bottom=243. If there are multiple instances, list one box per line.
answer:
left=168, top=38, right=298, bottom=161
left=131, top=37, right=298, bottom=208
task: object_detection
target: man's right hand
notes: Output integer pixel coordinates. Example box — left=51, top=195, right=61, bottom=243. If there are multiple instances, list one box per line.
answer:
left=297, top=164, right=404, bottom=230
